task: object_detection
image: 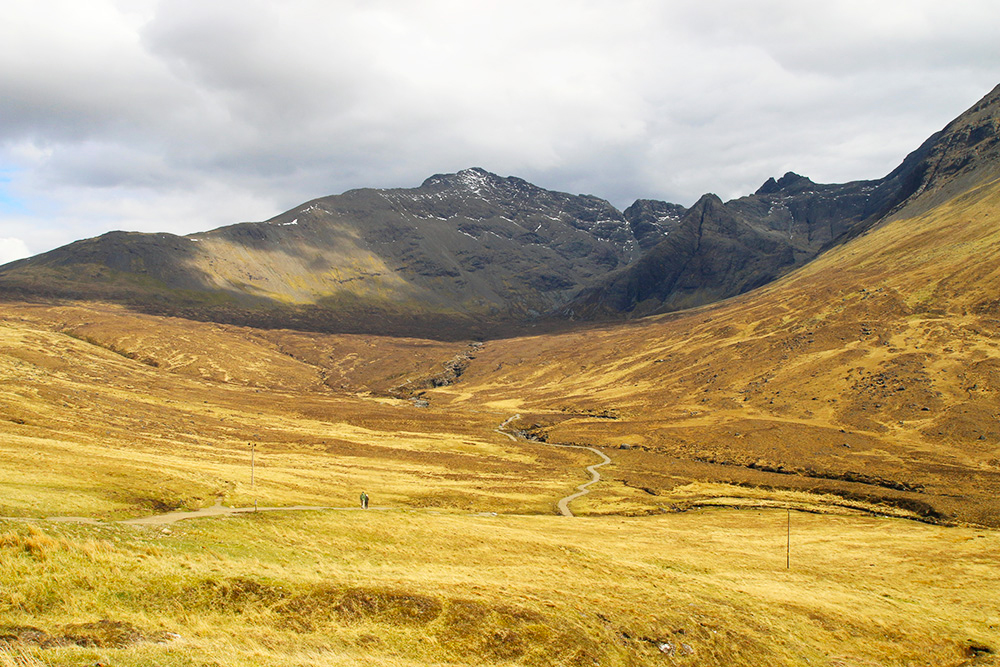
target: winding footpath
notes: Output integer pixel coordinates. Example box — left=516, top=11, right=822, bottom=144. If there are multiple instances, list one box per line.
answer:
left=120, top=502, right=386, bottom=526
left=0, top=502, right=384, bottom=527
left=496, top=414, right=611, bottom=517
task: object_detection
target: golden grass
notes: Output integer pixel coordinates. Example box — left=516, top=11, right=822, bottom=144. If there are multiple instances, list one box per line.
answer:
left=1, top=509, right=997, bottom=666
left=0, top=306, right=583, bottom=520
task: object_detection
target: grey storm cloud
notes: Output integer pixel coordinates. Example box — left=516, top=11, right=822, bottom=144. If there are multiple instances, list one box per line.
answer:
left=2, top=0, right=1000, bottom=261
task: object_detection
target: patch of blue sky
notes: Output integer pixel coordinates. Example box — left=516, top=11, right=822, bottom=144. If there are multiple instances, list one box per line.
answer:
left=0, top=169, right=28, bottom=214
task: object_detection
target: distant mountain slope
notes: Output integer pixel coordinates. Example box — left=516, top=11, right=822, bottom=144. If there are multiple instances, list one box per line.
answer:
left=565, top=84, right=1000, bottom=320
left=0, top=164, right=911, bottom=337
left=564, top=173, right=887, bottom=318
left=0, top=169, right=678, bottom=338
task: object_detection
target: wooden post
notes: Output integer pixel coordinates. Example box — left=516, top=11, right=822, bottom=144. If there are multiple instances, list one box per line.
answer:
left=249, top=443, right=257, bottom=512
left=786, top=509, right=790, bottom=569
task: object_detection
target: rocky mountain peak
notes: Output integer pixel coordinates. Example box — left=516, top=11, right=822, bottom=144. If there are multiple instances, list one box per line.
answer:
left=622, top=199, right=688, bottom=250
left=755, top=172, right=814, bottom=196
left=419, top=167, right=536, bottom=201
left=623, top=199, right=687, bottom=222
left=688, top=192, right=725, bottom=211
left=403, top=168, right=640, bottom=253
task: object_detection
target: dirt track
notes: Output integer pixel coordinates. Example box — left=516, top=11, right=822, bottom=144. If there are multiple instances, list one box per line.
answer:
left=119, top=502, right=385, bottom=525
left=496, top=415, right=610, bottom=517
left=0, top=502, right=384, bottom=527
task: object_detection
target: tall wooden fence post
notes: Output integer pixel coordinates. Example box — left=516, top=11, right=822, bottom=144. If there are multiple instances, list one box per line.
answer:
left=249, top=442, right=257, bottom=512
left=786, top=509, right=790, bottom=569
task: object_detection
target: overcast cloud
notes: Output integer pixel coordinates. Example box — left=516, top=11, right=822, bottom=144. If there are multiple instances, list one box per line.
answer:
left=2, top=0, right=999, bottom=261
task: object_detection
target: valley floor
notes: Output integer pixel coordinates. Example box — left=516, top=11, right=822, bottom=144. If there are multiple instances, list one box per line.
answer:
left=2, top=293, right=1000, bottom=665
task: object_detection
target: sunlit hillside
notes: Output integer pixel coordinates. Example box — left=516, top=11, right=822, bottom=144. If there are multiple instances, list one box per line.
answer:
left=433, top=177, right=1000, bottom=527
left=0, top=303, right=614, bottom=520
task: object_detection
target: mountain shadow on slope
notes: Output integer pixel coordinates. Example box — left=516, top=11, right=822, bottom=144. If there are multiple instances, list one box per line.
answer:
left=0, top=169, right=676, bottom=339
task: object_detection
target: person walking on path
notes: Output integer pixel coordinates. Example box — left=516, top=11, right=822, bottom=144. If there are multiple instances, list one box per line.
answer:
left=360, top=491, right=369, bottom=509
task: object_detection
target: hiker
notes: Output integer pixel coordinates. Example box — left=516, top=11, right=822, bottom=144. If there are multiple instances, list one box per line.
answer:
left=360, top=491, right=369, bottom=509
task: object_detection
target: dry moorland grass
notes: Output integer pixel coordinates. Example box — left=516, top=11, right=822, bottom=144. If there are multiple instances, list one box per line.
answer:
left=1, top=508, right=998, bottom=667
left=1, top=296, right=998, bottom=666
left=0, top=305, right=586, bottom=519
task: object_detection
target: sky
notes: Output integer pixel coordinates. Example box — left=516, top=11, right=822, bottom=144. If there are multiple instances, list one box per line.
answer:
left=2, top=1, right=999, bottom=264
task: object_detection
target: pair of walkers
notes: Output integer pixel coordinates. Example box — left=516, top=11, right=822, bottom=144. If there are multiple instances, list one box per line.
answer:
left=360, top=491, right=369, bottom=509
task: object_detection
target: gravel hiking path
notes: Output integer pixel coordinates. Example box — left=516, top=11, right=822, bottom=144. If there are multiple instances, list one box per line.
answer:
left=119, top=502, right=377, bottom=526
left=1, top=502, right=385, bottom=527
left=496, top=414, right=611, bottom=517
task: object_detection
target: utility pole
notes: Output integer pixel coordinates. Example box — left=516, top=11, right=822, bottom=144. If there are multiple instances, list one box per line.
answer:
left=249, top=442, right=257, bottom=512
left=786, top=509, right=790, bottom=569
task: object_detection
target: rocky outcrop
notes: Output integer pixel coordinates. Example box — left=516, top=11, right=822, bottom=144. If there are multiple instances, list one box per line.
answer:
left=622, top=199, right=687, bottom=249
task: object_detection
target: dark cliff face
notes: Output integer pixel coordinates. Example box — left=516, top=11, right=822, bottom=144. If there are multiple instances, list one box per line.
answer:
left=622, top=199, right=687, bottom=250
left=563, top=85, right=1000, bottom=321
left=564, top=173, right=887, bottom=319
left=564, top=193, right=799, bottom=318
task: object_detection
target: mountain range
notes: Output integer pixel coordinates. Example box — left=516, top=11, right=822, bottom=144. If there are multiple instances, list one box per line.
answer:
left=1, top=85, right=999, bottom=340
